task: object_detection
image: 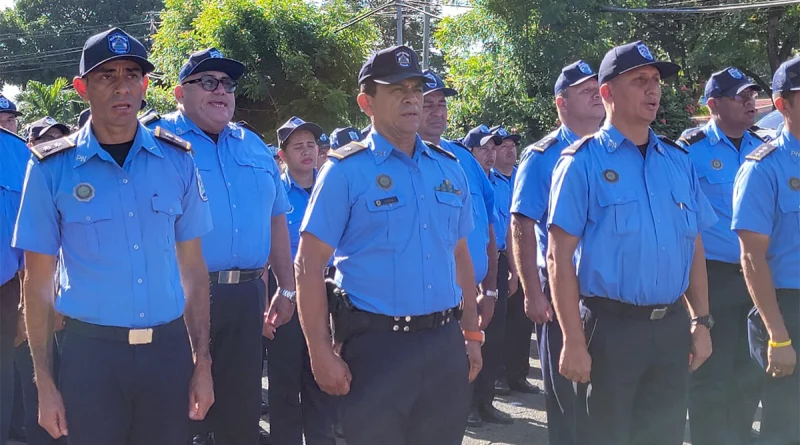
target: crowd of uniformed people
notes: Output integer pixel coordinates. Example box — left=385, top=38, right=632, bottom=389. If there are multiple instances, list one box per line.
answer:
left=0, top=24, right=798, bottom=445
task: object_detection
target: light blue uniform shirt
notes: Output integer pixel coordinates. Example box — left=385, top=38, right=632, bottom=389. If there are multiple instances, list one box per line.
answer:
left=490, top=169, right=512, bottom=251
left=282, top=170, right=315, bottom=260
left=679, top=120, right=763, bottom=263
left=441, top=139, right=495, bottom=284
left=152, top=112, right=289, bottom=272
left=12, top=124, right=212, bottom=328
left=301, top=131, right=473, bottom=316
left=732, top=128, right=800, bottom=290
left=0, top=129, right=29, bottom=285
left=548, top=123, right=717, bottom=305
left=512, top=126, right=581, bottom=274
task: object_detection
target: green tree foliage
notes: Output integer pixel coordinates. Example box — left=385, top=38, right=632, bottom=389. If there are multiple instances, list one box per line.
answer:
left=15, top=77, right=83, bottom=127
left=150, top=0, right=377, bottom=140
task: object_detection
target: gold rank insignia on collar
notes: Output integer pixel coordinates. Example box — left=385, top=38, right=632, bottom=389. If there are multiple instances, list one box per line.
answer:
left=154, top=126, right=192, bottom=152
left=435, top=179, right=461, bottom=195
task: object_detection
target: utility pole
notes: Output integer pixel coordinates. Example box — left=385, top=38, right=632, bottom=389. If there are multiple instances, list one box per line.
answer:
left=422, top=0, right=430, bottom=69
left=396, top=2, right=403, bottom=45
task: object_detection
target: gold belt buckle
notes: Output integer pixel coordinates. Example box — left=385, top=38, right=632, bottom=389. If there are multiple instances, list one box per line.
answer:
left=128, top=328, right=154, bottom=345
left=218, top=270, right=241, bottom=284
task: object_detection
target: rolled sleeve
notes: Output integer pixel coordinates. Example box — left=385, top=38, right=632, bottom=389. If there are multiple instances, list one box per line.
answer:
left=547, top=155, right=589, bottom=238
left=300, top=162, right=349, bottom=249
left=12, top=159, right=60, bottom=255
left=732, top=161, right=774, bottom=236
left=175, top=163, right=213, bottom=242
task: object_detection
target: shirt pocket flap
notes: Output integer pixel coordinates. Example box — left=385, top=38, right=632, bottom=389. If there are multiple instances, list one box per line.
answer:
left=435, top=191, right=464, bottom=208
left=596, top=187, right=638, bottom=208
left=231, top=149, right=270, bottom=169
left=671, top=188, right=696, bottom=211
left=151, top=196, right=184, bottom=216
left=778, top=187, right=800, bottom=214
left=366, top=194, right=407, bottom=212
left=63, top=204, right=113, bottom=224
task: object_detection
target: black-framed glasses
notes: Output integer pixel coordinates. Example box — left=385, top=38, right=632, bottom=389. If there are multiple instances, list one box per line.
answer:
left=182, top=75, right=237, bottom=93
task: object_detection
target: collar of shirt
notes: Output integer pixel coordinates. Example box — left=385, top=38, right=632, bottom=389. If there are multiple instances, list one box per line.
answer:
left=366, top=130, right=433, bottom=164
left=779, top=127, right=800, bottom=163
left=598, top=122, right=664, bottom=156
left=72, top=122, right=162, bottom=168
left=490, top=168, right=511, bottom=184
left=558, top=124, right=582, bottom=146
left=281, top=169, right=317, bottom=193
left=170, top=111, right=244, bottom=142
left=705, top=119, right=752, bottom=151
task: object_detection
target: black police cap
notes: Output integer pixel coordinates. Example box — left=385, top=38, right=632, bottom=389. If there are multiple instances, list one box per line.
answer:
left=79, top=27, right=154, bottom=77
left=358, top=45, right=425, bottom=85
left=179, top=48, right=245, bottom=82
left=28, top=116, right=70, bottom=140
left=277, top=116, right=324, bottom=149
left=0, top=95, right=22, bottom=117
left=598, top=41, right=680, bottom=85
left=773, top=56, right=800, bottom=93
left=330, top=127, right=364, bottom=149
left=422, top=69, right=457, bottom=97
left=704, top=67, right=760, bottom=99
left=554, top=60, right=597, bottom=95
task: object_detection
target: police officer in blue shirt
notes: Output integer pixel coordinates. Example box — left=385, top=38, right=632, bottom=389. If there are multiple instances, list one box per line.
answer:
left=677, top=66, right=765, bottom=445
left=295, top=46, right=483, bottom=445
left=0, top=124, right=29, bottom=445
left=330, top=127, right=364, bottom=150
left=511, top=60, right=602, bottom=445
left=733, top=56, right=800, bottom=445
left=417, top=69, right=499, bottom=343
left=0, top=95, right=22, bottom=134
left=147, top=47, right=296, bottom=444
left=12, top=27, right=215, bottom=444
left=547, top=41, right=717, bottom=445
left=265, top=116, right=335, bottom=445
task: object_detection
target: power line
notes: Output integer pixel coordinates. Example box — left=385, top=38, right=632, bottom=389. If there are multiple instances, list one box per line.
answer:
left=600, top=0, right=800, bottom=14
left=0, top=21, right=152, bottom=42
left=0, top=47, right=83, bottom=64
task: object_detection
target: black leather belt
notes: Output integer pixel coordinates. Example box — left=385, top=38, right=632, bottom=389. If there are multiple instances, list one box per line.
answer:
left=706, top=260, right=743, bottom=275
left=358, top=306, right=462, bottom=334
left=64, top=317, right=185, bottom=345
left=209, top=268, right=264, bottom=285
left=582, top=297, right=682, bottom=321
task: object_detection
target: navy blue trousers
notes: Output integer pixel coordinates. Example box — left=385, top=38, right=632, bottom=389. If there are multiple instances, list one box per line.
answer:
left=504, top=280, right=533, bottom=384
left=474, top=252, right=509, bottom=407
left=14, top=337, right=66, bottom=445
left=0, top=276, right=20, bottom=445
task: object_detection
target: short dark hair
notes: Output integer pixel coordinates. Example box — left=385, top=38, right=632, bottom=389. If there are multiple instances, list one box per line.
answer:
left=557, top=88, right=569, bottom=99
left=360, top=79, right=377, bottom=97
left=774, top=89, right=797, bottom=104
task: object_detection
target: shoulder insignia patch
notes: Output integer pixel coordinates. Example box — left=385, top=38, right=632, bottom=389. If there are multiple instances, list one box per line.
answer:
left=154, top=126, right=192, bottom=152
left=658, top=135, right=688, bottom=153
left=677, top=130, right=706, bottom=147
left=425, top=141, right=457, bottom=160
left=29, top=134, right=77, bottom=160
left=561, top=135, right=593, bottom=156
left=745, top=143, right=777, bottom=161
left=531, top=135, right=558, bottom=153
left=0, top=126, right=26, bottom=143
left=328, top=141, right=368, bottom=160
left=138, top=109, right=161, bottom=126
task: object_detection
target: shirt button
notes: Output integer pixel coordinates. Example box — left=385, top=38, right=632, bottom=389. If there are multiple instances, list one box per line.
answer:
left=133, top=244, right=139, bottom=250
left=426, top=254, right=431, bottom=259
left=128, top=212, right=134, bottom=217
left=420, top=195, right=424, bottom=200
left=427, top=284, right=432, bottom=289
left=656, top=219, right=660, bottom=223
left=650, top=193, right=655, bottom=197
left=423, top=224, right=428, bottom=229
left=137, top=278, right=143, bottom=284
left=122, top=179, right=129, bottom=184
left=234, top=229, right=239, bottom=233
left=85, top=216, right=91, bottom=221
left=168, top=208, right=174, bottom=213
left=232, top=204, right=237, bottom=209
left=139, top=313, right=145, bottom=318
left=227, top=182, right=232, bottom=187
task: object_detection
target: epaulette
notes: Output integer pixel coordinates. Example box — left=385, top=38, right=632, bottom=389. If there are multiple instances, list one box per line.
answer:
left=747, top=127, right=765, bottom=142
left=750, top=125, right=762, bottom=133
left=237, top=121, right=265, bottom=140
left=0, top=126, right=26, bottom=143
left=29, top=134, right=77, bottom=160
left=153, top=126, right=192, bottom=152
left=328, top=141, right=367, bottom=160
left=745, top=143, right=777, bottom=161
left=138, top=109, right=161, bottom=126
left=561, top=135, right=593, bottom=156
left=424, top=141, right=457, bottom=160
left=658, top=135, right=689, bottom=153
left=677, top=130, right=706, bottom=146
left=530, top=135, right=558, bottom=153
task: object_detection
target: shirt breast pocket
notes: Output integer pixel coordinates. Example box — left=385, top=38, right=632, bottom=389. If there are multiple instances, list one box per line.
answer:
left=435, top=191, right=464, bottom=244
left=671, top=188, right=698, bottom=238
left=232, top=151, right=274, bottom=194
left=365, top=193, right=412, bottom=247
left=777, top=185, right=800, bottom=225
left=151, top=196, right=184, bottom=249
left=62, top=204, right=114, bottom=258
left=595, top=187, right=640, bottom=235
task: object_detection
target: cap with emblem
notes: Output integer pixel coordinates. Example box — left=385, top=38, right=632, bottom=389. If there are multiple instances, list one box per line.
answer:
left=0, top=95, right=22, bottom=117
left=317, top=132, right=330, bottom=149
left=28, top=116, right=70, bottom=140
left=598, top=40, right=680, bottom=85
left=330, top=127, right=364, bottom=149
left=463, top=125, right=502, bottom=149
left=179, top=47, right=246, bottom=83
left=489, top=125, right=521, bottom=144
left=422, top=69, right=457, bottom=97
left=266, top=144, right=279, bottom=158
left=554, top=60, right=598, bottom=95
left=277, top=116, right=324, bottom=149
left=773, top=56, right=800, bottom=93
left=358, top=45, right=425, bottom=85
left=704, top=67, right=761, bottom=99
left=79, top=27, right=155, bottom=77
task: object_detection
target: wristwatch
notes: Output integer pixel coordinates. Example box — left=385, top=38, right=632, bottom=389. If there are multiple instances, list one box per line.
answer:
left=279, top=288, right=297, bottom=305
left=691, top=315, right=715, bottom=330
left=484, top=289, right=499, bottom=301
left=463, top=330, right=486, bottom=345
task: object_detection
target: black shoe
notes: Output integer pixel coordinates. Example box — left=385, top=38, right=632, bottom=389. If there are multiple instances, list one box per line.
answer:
left=508, top=378, right=541, bottom=394
left=494, top=378, right=511, bottom=395
left=259, top=428, right=272, bottom=445
left=466, top=406, right=484, bottom=428
left=478, top=404, right=513, bottom=425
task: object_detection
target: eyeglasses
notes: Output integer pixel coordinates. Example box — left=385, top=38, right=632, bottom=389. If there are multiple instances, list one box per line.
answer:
left=729, top=91, right=759, bottom=103
left=182, top=75, right=237, bottom=93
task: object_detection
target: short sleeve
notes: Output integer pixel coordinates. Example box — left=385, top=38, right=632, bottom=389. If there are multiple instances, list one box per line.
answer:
left=457, top=179, right=474, bottom=240
left=300, top=162, right=350, bottom=249
left=689, top=161, right=718, bottom=231
left=270, top=157, right=290, bottom=216
left=547, top=155, right=589, bottom=238
left=175, top=161, right=213, bottom=242
left=512, top=149, right=553, bottom=222
left=732, top=160, right=775, bottom=236
left=12, top=159, right=60, bottom=255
